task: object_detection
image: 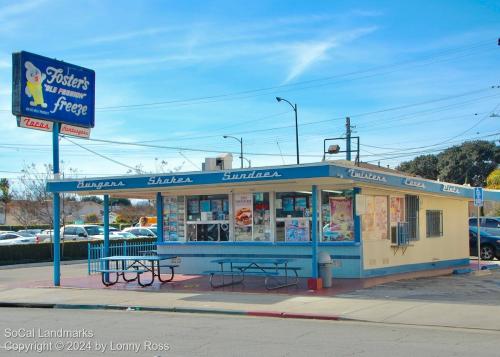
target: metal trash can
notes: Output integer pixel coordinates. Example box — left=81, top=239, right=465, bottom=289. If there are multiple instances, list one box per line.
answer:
left=318, top=252, right=333, bottom=288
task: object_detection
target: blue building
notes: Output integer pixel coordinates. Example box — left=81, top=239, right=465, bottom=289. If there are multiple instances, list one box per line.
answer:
left=48, top=160, right=500, bottom=279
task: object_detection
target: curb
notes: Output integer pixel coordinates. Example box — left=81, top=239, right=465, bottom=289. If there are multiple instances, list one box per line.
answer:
left=0, top=301, right=343, bottom=322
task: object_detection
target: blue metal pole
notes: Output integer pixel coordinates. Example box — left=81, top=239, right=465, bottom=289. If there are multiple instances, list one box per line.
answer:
left=311, top=185, right=318, bottom=279
left=156, top=192, right=164, bottom=243
left=103, top=194, right=110, bottom=282
left=52, top=122, right=60, bottom=286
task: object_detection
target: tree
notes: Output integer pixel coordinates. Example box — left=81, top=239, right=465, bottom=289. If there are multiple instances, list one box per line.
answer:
left=110, top=198, right=132, bottom=207
left=486, top=169, right=500, bottom=189
left=85, top=213, right=99, bottom=223
left=397, top=155, right=439, bottom=179
left=437, top=141, right=499, bottom=187
left=0, top=178, right=11, bottom=204
left=12, top=163, right=78, bottom=226
left=81, top=196, right=103, bottom=204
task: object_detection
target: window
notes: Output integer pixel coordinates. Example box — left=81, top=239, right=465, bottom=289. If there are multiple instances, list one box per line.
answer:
left=405, top=195, right=419, bottom=241
left=426, top=210, right=443, bottom=238
left=485, top=219, right=500, bottom=228
left=63, top=227, right=76, bottom=235
left=321, top=190, right=354, bottom=242
left=275, top=192, right=312, bottom=242
left=187, top=194, right=229, bottom=242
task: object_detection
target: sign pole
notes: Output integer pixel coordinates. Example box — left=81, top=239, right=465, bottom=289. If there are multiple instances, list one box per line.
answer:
left=53, top=122, right=61, bottom=286
left=477, top=205, right=481, bottom=271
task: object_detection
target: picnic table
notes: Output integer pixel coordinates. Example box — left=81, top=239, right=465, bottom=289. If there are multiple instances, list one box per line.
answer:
left=98, top=255, right=179, bottom=287
left=205, top=258, right=301, bottom=290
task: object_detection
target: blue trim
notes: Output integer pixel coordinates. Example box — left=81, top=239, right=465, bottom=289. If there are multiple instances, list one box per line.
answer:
left=319, top=241, right=360, bottom=246
left=311, top=185, right=318, bottom=279
left=330, top=255, right=361, bottom=260
left=47, top=162, right=496, bottom=200
left=155, top=252, right=313, bottom=259
left=52, top=122, right=60, bottom=287
left=156, top=241, right=361, bottom=247
left=361, top=258, right=469, bottom=277
left=353, top=187, right=361, bottom=244
left=156, top=192, right=163, bottom=243
left=103, top=194, right=110, bottom=282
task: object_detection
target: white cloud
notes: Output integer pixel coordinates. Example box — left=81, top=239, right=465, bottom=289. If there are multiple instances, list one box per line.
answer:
left=0, top=0, right=47, bottom=22
left=284, top=26, right=378, bottom=83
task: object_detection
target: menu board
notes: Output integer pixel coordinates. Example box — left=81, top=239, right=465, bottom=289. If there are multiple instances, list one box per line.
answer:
left=234, top=193, right=253, bottom=241
left=324, top=198, right=354, bottom=241
left=285, top=219, right=309, bottom=241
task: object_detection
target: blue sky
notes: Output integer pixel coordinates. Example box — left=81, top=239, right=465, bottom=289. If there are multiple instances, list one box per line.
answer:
left=0, top=0, right=499, bottom=180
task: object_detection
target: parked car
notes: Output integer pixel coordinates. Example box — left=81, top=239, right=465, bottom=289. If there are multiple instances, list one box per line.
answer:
left=0, top=232, right=36, bottom=245
left=114, top=231, right=137, bottom=239
left=18, top=229, right=44, bottom=236
left=123, top=227, right=157, bottom=238
left=469, top=226, right=500, bottom=260
left=36, top=225, right=103, bottom=242
left=469, top=217, right=500, bottom=236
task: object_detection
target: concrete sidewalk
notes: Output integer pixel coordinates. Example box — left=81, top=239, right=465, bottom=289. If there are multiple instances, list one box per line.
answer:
left=0, top=286, right=498, bottom=331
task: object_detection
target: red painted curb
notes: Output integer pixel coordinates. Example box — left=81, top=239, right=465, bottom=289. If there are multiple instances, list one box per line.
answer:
left=247, top=311, right=341, bottom=321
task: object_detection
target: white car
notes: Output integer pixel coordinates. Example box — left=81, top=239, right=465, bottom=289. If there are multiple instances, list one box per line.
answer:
left=91, top=231, right=137, bottom=241
left=123, top=227, right=157, bottom=238
left=0, top=233, right=36, bottom=245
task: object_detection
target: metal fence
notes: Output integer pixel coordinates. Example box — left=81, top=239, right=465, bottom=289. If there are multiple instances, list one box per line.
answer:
left=87, top=240, right=156, bottom=274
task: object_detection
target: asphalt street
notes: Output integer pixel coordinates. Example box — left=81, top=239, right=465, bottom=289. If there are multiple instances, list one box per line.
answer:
left=0, top=308, right=498, bottom=357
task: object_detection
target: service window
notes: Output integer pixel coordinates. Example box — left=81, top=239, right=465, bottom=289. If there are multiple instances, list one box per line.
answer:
left=275, top=192, right=312, bottom=242
left=321, top=190, right=354, bottom=242
left=186, top=194, right=229, bottom=242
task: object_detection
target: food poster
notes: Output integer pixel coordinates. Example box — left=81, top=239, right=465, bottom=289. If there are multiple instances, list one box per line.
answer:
left=200, top=200, right=211, bottom=212
left=374, top=196, right=388, bottom=240
left=234, top=193, right=253, bottom=241
left=282, top=197, right=294, bottom=212
left=326, top=198, right=354, bottom=241
left=163, top=196, right=178, bottom=241
left=361, top=195, right=388, bottom=240
left=187, top=199, right=199, bottom=216
left=295, top=197, right=307, bottom=212
left=361, top=196, right=375, bottom=240
left=285, top=219, right=310, bottom=241
left=390, top=197, right=405, bottom=225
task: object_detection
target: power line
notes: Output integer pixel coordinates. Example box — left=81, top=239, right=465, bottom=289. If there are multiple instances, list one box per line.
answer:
left=91, top=40, right=493, bottom=111
left=61, top=136, right=142, bottom=173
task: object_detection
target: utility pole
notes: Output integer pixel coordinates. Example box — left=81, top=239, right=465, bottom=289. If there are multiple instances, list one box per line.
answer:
left=346, top=117, right=351, bottom=161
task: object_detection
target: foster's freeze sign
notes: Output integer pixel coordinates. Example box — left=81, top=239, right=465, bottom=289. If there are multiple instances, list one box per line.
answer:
left=12, top=51, right=95, bottom=128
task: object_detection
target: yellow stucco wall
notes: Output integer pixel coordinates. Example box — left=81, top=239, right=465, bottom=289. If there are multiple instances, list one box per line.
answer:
left=361, top=187, right=469, bottom=270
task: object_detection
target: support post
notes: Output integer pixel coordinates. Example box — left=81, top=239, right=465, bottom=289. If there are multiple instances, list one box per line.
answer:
left=156, top=192, right=164, bottom=243
left=52, top=122, right=60, bottom=286
left=477, top=206, right=481, bottom=271
left=311, top=185, right=318, bottom=278
left=103, top=194, right=110, bottom=282
left=307, top=185, right=321, bottom=290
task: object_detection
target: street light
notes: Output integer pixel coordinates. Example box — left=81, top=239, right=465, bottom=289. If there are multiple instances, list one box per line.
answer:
left=223, top=135, right=243, bottom=169
left=276, top=96, right=299, bottom=164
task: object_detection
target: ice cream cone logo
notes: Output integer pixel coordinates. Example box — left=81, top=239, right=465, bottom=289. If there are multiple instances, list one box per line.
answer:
left=24, top=61, right=47, bottom=108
